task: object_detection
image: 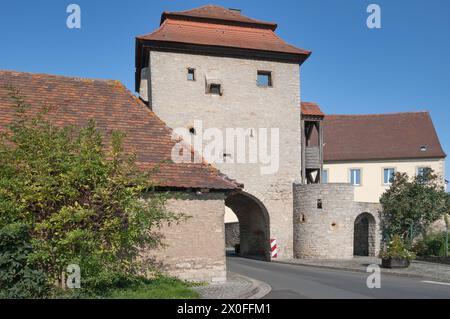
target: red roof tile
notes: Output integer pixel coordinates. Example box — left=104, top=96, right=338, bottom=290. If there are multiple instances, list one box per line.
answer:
left=301, top=102, right=324, bottom=117
left=323, top=112, right=446, bottom=162
left=161, top=5, right=278, bottom=30
left=0, top=70, right=241, bottom=190
left=137, top=18, right=310, bottom=56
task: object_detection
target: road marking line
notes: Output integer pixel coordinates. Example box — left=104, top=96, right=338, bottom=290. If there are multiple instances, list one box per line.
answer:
left=421, top=280, right=450, bottom=286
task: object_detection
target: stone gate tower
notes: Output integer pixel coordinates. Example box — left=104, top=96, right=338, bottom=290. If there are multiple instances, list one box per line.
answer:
left=135, top=5, right=311, bottom=259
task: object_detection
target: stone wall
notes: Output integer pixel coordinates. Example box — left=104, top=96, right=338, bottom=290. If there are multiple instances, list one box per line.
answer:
left=293, top=183, right=381, bottom=259
left=148, top=51, right=302, bottom=258
left=142, top=192, right=227, bottom=283
left=225, top=222, right=240, bottom=248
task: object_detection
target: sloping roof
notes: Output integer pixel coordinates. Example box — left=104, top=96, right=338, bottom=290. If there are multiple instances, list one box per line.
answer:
left=323, top=112, right=446, bottom=162
left=137, top=4, right=310, bottom=56
left=160, top=5, right=278, bottom=30
left=0, top=70, right=241, bottom=190
left=137, top=19, right=309, bottom=56
left=301, top=102, right=324, bottom=117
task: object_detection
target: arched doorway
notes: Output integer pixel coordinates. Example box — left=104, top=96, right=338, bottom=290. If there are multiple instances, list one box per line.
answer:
left=354, top=212, right=376, bottom=256
left=225, top=191, right=271, bottom=261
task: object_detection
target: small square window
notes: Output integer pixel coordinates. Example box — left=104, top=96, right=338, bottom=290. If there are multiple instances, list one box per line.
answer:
left=257, top=71, right=272, bottom=87
left=187, top=68, right=196, bottom=81
left=317, top=199, right=323, bottom=209
left=208, top=83, right=222, bottom=95
left=350, top=169, right=361, bottom=186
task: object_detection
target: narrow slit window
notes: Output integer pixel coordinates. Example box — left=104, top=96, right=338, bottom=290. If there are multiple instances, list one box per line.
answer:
left=187, top=68, right=196, bottom=81
left=322, top=169, right=329, bottom=184
left=257, top=71, right=272, bottom=87
left=383, top=168, right=396, bottom=185
left=350, top=169, right=361, bottom=186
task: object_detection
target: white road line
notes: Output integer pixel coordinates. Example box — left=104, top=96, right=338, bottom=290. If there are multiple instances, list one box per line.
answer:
left=421, top=280, right=450, bottom=286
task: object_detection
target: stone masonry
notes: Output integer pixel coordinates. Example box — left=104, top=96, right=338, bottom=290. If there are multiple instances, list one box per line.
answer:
left=148, top=51, right=302, bottom=258
left=293, top=183, right=381, bottom=259
left=144, top=192, right=227, bottom=283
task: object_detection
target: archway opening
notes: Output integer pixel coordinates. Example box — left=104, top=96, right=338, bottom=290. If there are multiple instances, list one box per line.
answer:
left=354, top=212, right=376, bottom=256
left=225, top=191, right=271, bottom=261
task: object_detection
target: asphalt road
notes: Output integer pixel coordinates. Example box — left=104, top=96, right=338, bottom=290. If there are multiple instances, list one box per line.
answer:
left=227, top=255, right=450, bottom=299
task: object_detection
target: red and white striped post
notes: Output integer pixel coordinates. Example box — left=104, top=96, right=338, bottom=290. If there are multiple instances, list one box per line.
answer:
left=270, top=238, right=278, bottom=259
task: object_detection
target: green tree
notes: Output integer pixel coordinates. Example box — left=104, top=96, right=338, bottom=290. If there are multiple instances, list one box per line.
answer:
left=380, top=171, right=448, bottom=246
left=0, top=87, right=184, bottom=296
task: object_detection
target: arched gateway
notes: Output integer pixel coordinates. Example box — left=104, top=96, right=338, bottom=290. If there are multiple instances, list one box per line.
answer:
left=225, top=191, right=271, bottom=261
left=354, top=212, right=377, bottom=257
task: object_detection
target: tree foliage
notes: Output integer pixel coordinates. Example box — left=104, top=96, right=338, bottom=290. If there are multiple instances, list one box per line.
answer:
left=380, top=171, right=448, bottom=246
left=0, top=87, right=184, bottom=296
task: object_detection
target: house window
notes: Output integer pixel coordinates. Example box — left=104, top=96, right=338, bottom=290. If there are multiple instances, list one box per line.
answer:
left=205, top=78, right=223, bottom=95
left=322, top=169, right=329, bottom=184
left=187, top=68, right=196, bottom=81
left=383, top=168, right=396, bottom=185
left=417, top=167, right=431, bottom=180
left=257, top=71, right=272, bottom=87
left=209, top=84, right=222, bottom=95
left=350, top=169, right=361, bottom=186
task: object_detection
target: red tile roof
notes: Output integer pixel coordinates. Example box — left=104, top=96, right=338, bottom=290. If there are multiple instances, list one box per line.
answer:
left=0, top=70, right=241, bottom=190
left=137, top=18, right=310, bottom=56
left=160, top=5, right=278, bottom=31
left=323, top=112, right=446, bottom=162
left=301, top=102, right=324, bottom=117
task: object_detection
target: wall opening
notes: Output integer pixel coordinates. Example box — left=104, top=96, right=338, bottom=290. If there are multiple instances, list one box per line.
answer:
left=354, top=212, right=376, bottom=256
left=225, top=191, right=271, bottom=261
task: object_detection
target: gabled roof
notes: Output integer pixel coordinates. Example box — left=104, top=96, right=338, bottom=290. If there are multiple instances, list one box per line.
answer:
left=323, top=112, right=446, bottom=162
left=301, top=102, right=324, bottom=117
left=0, top=70, right=241, bottom=190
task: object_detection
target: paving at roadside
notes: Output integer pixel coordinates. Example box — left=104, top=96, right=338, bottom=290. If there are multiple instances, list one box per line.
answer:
left=194, top=272, right=271, bottom=299
left=275, top=257, right=450, bottom=283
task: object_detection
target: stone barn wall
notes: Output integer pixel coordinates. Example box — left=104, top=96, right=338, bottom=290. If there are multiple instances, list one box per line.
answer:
left=293, top=183, right=381, bottom=259
left=142, top=192, right=227, bottom=283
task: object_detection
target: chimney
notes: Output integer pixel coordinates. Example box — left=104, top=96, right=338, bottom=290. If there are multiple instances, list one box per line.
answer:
left=228, top=8, right=241, bottom=15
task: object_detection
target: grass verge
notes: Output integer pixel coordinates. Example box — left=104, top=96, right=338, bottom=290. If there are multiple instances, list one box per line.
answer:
left=106, top=276, right=200, bottom=299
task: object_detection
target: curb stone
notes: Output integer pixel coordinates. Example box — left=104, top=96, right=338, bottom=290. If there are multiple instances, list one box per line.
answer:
left=195, top=272, right=272, bottom=299
left=234, top=273, right=272, bottom=299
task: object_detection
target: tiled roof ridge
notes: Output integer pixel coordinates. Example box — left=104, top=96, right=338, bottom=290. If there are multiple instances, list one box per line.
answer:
left=0, top=69, right=114, bottom=84
left=326, top=111, right=430, bottom=118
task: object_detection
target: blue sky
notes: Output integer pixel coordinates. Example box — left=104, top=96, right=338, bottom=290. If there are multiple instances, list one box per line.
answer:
left=1, top=0, right=449, bottom=181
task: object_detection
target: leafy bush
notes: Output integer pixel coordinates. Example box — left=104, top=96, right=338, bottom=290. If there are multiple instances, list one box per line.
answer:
left=380, top=172, right=448, bottom=246
left=413, top=232, right=448, bottom=257
left=380, top=235, right=416, bottom=261
left=0, top=87, right=185, bottom=296
left=0, top=223, right=50, bottom=299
